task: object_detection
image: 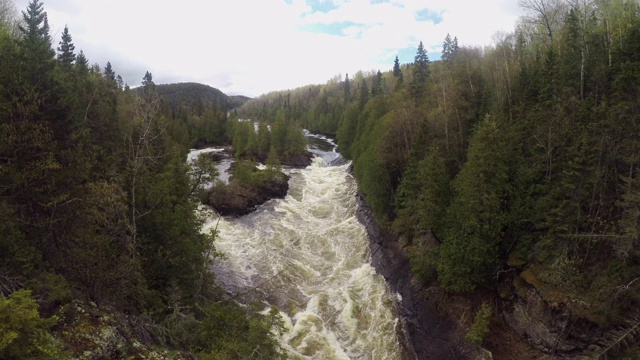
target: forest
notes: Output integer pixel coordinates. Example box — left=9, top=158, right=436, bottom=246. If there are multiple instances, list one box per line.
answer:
left=4, top=0, right=640, bottom=357
left=0, top=0, right=287, bottom=358
left=238, top=0, right=640, bottom=355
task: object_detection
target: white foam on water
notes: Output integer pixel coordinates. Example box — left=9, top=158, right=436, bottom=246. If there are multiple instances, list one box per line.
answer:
left=196, top=148, right=404, bottom=359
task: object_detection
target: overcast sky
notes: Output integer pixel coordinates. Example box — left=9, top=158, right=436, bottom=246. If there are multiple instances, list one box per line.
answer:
left=15, top=0, right=524, bottom=97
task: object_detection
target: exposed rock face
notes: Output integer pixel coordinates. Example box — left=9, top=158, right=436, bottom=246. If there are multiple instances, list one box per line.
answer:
left=58, top=302, right=197, bottom=360
left=499, top=277, right=640, bottom=359
left=355, top=195, right=485, bottom=360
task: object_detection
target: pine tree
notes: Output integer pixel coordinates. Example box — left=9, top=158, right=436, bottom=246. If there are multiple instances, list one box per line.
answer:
left=56, top=25, right=75, bottom=68
left=411, top=41, right=430, bottom=105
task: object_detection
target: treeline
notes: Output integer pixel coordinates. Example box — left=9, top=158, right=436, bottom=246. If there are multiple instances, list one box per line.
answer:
left=240, top=0, right=640, bottom=325
left=151, top=82, right=242, bottom=147
left=229, top=119, right=306, bottom=164
left=0, top=1, right=283, bottom=359
left=232, top=93, right=309, bottom=166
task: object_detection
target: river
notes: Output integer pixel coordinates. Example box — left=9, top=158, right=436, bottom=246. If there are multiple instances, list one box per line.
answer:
left=195, top=134, right=408, bottom=359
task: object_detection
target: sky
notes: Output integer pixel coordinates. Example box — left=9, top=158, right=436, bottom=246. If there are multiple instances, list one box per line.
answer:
left=14, top=0, right=525, bottom=97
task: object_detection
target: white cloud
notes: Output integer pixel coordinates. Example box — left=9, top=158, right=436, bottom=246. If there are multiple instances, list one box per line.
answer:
left=14, top=0, right=524, bottom=97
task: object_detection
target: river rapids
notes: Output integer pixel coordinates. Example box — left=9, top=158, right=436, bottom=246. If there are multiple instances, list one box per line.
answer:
left=195, top=134, right=407, bottom=359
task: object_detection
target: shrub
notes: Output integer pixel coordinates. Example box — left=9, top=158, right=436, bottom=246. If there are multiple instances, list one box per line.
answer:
left=0, top=290, right=70, bottom=359
left=466, top=302, right=491, bottom=345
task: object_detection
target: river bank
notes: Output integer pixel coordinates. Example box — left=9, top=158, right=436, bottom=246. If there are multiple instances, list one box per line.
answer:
left=355, top=195, right=488, bottom=360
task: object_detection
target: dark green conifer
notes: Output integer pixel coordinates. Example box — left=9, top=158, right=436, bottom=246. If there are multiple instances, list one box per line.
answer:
left=358, top=79, right=369, bottom=110
left=103, top=61, right=117, bottom=88
left=393, top=55, right=402, bottom=77
left=18, top=0, right=55, bottom=85
left=75, top=49, right=88, bottom=73
left=56, top=25, right=75, bottom=68
left=371, top=70, right=383, bottom=97
left=410, top=41, right=430, bottom=105
left=344, top=73, right=351, bottom=103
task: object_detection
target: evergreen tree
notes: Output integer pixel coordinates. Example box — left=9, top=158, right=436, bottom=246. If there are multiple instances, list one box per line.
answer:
left=116, top=74, right=124, bottom=90
left=18, top=0, right=55, bottom=87
left=358, top=79, right=369, bottom=110
left=411, top=41, right=430, bottom=105
left=442, top=33, right=459, bottom=64
left=75, top=49, right=88, bottom=73
left=56, top=25, right=75, bottom=68
left=103, top=61, right=117, bottom=88
left=438, top=116, right=516, bottom=292
left=393, top=55, right=402, bottom=77
left=257, top=121, right=271, bottom=160
left=393, top=55, right=404, bottom=88
left=343, top=73, right=351, bottom=104
left=142, top=71, right=155, bottom=95
left=371, top=70, right=383, bottom=97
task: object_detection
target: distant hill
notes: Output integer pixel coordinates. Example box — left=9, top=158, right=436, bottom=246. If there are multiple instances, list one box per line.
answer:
left=151, top=82, right=251, bottom=111
left=228, top=95, right=252, bottom=110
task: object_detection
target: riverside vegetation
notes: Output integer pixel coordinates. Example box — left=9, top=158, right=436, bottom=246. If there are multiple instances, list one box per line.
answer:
left=0, top=0, right=290, bottom=358
left=4, top=0, right=640, bottom=358
left=239, top=0, right=640, bottom=357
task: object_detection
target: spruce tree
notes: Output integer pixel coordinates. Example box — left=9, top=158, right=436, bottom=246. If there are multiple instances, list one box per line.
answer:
left=344, top=73, right=350, bottom=104
left=358, top=79, right=369, bottom=110
left=56, top=25, right=75, bottom=68
left=442, top=33, right=459, bottom=64
left=371, top=70, right=383, bottom=97
left=75, top=49, right=88, bottom=73
left=103, top=61, right=117, bottom=88
left=18, top=0, right=55, bottom=86
left=393, top=55, right=404, bottom=88
left=438, top=116, right=516, bottom=292
left=410, top=41, right=430, bottom=105
left=393, top=55, right=402, bottom=77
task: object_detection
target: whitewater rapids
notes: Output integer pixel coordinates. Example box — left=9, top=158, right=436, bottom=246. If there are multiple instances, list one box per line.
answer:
left=197, top=141, right=406, bottom=359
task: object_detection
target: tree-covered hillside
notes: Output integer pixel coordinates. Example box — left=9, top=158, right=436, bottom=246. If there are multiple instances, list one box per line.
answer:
left=239, top=0, right=640, bottom=354
left=0, top=1, right=283, bottom=359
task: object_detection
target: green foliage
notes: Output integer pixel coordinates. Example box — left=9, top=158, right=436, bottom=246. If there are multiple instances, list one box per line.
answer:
left=442, top=33, right=459, bottom=63
left=395, top=145, right=450, bottom=239
left=189, top=303, right=286, bottom=360
left=266, top=145, right=281, bottom=174
left=0, top=2, right=290, bottom=358
left=189, top=153, right=219, bottom=200
left=24, top=272, right=72, bottom=313
left=56, top=25, right=75, bottom=69
left=336, top=103, right=359, bottom=158
left=234, top=0, right=640, bottom=324
left=257, top=122, right=271, bottom=158
left=407, top=237, right=439, bottom=284
left=465, top=302, right=491, bottom=345
left=0, top=290, right=70, bottom=359
left=438, top=116, right=516, bottom=292
left=410, top=41, right=430, bottom=105
left=233, top=159, right=258, bottom=187
left=4, top=0, right=640, bottom=356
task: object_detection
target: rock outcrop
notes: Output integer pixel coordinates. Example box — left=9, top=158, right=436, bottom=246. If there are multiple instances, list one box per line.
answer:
left=355, top=195, right=486, bottom=360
